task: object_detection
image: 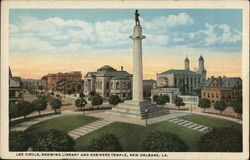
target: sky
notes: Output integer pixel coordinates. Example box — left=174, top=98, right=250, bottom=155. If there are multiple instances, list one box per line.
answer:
left=9, top=9, right=242, bottom=79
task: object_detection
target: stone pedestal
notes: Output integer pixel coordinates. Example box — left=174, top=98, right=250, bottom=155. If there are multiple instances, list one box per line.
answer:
left=110, top=25, right=170, bottom=120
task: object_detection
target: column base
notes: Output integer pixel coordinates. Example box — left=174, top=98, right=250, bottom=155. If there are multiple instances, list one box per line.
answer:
left=109, top=100, right=170, bottom=119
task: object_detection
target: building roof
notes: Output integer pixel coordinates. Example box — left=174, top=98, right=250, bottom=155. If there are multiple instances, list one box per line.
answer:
left=203, top=77, right=241, bottom=88
left=111, top=77, right=130, bottom=80
left=159, top=69, right=197, bottom=75
left=97, top=65, right=116, bottom=72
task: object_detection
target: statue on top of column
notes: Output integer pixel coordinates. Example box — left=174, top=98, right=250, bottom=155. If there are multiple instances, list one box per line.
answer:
left=135, top=9, right=140, bottom=26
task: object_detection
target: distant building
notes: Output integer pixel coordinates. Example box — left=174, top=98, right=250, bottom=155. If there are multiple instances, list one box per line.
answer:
left=84, top=65, right=132, bottom=99
left=42, top=71, right=82, bottom=91
left=9, top=68, right=23, bottom=104
left=57, top=80, right=84, bottom=95
left=156, top=56, right=207, bottom=95
left=201, top=76, right=242, bottom=106
left=22, top=79, right=46, bottom=90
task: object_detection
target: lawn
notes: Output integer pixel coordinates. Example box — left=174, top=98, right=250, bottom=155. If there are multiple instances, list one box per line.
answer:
left=179, top=114, right=242, bottom=132
left=74, top=121, right=202, bottom=152
left=25, top=115, right=99, bottom=134
left=10, top=112, right=56, bottom=127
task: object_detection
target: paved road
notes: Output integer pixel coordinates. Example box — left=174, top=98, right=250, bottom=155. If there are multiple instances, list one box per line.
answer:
left=23, top=89, right=37, bottom=102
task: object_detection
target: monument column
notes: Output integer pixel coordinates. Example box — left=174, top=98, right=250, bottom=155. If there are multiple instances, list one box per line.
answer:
left=130, top=26, right=145, bottom=102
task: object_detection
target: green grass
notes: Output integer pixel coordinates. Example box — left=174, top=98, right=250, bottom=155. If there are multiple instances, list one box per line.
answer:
left=179, top=114, right=242, bottom=132
left=25, top=115, right=99, bottom=134
left=10, top=112, right=57, bottom=127
left=74, top=121, right=202, bottom=152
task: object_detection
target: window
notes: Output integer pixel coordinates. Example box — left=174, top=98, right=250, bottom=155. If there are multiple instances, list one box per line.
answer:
left=208, top=93, right=210, bottom=98
left=203, top=92, right=206, bottom=97
left=106, top=92, right=109, bottom=97
left=216, top=93, right=218, bottom=98
left=212, top=93, right=214, bottom=97
left=106, top=82, right=109, bottom=90
left=116, top=82, right=120, bottom=89
left=123, top=93, right=126, bottom=97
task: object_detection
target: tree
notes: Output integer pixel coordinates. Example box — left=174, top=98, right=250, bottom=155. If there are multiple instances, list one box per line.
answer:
left=198, top=98, right=211, bottom=111
left=16, top=100, right=34, bottom=119
left=75, top=98, right=87, bottom=112
left=32, top=98, right=48, bottom=116
left=109, top=95, right=121, bottom=107
left=50, top=98, right=62, bottom=113
left=153, top=95, right=159, bottom=102
left=89, top=91, right=96, bottom=96
left=87, top=133, right=123, bottom=151
left=156, top=95, right=169, bottom=107
left=9, top=131, right=34, bottom=151
left=141, top=131, right=188, bottom=152
left=9, top=102, right=18, bottom=121
left=91, top=96, right=103, bottom=109
left=198, top=127, right=242, bottom=152
left=214, top=101, right=227, bottom=115
left=37, top=85, right=44, bottom=90
left=33, top=129, right=75, bottom=151
left=175, top=97, right=185, bottom=110
left=232, top=101, right=242, bottom=118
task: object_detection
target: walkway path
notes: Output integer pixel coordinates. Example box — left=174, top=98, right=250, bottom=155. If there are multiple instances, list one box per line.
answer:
left=168, top=118, right=211, bottom=134
left=68, top=119, right=113, bottom=139
left=10, top=110, right=83, bottom=132
left=11, top=114, right=61, bottom=132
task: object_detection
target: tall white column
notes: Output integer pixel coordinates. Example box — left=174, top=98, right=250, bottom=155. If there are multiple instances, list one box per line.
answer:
left=130, top=26, right=145, bottom=102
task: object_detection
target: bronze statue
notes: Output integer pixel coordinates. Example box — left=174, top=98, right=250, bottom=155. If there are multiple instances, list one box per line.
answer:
left=135, top=9, right=140, bottom=26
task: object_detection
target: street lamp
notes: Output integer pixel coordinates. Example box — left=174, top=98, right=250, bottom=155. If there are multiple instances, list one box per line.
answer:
left=145, top=109, right=148, bottom=126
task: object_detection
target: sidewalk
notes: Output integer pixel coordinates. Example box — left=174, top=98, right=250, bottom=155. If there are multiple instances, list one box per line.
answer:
left=172, top=109, right=242, bottom=124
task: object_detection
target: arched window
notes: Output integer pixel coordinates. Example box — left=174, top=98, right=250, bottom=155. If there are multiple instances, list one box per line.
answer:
left=116, top=82, right=120, bottom=89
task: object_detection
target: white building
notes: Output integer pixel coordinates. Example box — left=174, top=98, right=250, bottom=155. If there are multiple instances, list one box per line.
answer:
left=156, top=56, right=207, bottom=95
left=84, top=65, right=132, bottom=99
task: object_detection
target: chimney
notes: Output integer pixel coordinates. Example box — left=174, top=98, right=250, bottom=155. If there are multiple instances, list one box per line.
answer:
left=211, top=76, right=214, bottom=79
left=121, top=66, right=123, bottom=71
left=223, top=75, right=226, bottom=78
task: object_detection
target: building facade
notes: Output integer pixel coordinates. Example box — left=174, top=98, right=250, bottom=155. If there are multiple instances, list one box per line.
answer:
left=201, top=76, right=242, bottom=106
left=9, top=68, right=23, bottom=104
left=84, top=65, right=132, bottom=99
left=42, top=71, right=82, bottom=91
left=156, top=56, right=207, bottom=95
left=57, top=80, right=84, bottom=95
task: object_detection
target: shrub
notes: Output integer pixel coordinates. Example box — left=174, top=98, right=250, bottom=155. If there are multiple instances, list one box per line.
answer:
left=198, top=98, right=211, bottom=111
left=91, top=96, right=103, bottom=109
left=109, top=95, right=121, bottom=107
left=32, top=98, right=48, bottom=116
left=9, top=102, right=18, bottom=120
left=214, top=101, right=227, bottom=115
left=33, top=129, right=75, bottom=151
left=87, top=133, right=123, bottom=151
left=16, top=100, right=34, bottom=119
left=9, top=131, right=33, bottom=151
left=50, top=98, right=62, bottom=113
left=75, top=98, right=87, bottom=111
left=198, top=127, right=242, bottom=152
left=232, top=101, right=242, bottom=118
left=175, top=97, right=185, bottom=110
left=141, top=131, right=188, bottom=152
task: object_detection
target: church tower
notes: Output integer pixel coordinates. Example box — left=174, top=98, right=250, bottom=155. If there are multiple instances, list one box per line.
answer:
left=184, top=57, right=190, bottom=70
left=197, top=55, right=207, bottom=83
left=198, top=55, right=204, bottom=71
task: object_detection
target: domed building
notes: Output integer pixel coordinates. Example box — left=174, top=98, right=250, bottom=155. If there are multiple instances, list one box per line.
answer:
left=84, top=65, right=132, bottom=99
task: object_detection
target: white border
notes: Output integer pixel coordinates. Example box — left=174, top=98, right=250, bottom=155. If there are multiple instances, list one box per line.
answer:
left=1, top=0, right=249, bottom=159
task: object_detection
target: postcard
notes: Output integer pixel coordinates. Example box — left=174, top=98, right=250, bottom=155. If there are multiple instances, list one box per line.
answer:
left=1, top=0, right=249, bottom=159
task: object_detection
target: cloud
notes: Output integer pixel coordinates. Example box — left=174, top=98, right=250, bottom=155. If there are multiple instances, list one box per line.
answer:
left=9, top=12, right=241, bottom=54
